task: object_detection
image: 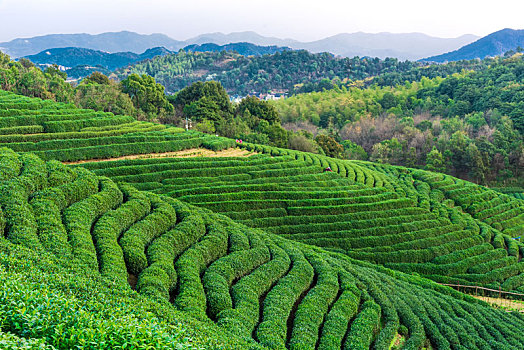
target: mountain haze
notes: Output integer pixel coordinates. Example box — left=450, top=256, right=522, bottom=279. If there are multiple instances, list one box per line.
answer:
left=0, top=31, right=183, bottom=58
left=298, top=32, right=478, bottom=60
left=1, top=30, right=478, bottom=60
left=185, top=31, right=478, bottom=60
left=185, top=31, right=300, bottom=47
left=423, top=28, right=524, bottom=62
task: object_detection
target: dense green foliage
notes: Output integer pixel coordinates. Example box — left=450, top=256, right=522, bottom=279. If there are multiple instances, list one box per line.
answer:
left=121, top=73, right=174, bottom=118
left=0, top=53, right=175, bottom=120
left=4, top=49, right=522, bottom=187
left=275, top=55, right=524, bottom=185
left=79, top=141, right=524, bottom=294
left=1, top=75, right=524, bottom=349
left=115, top=49, right=432, bottom=95
left=2, top=147, right=524, bottom=349
left=169, top=81, right=308, bottom=150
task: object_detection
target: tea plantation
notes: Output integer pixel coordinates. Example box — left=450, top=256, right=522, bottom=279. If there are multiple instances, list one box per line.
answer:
left=1, top=90, right=524, bottom=349
left=0, top=90, right=237, bottom=162
left=79, top=143, right=524, bottom=293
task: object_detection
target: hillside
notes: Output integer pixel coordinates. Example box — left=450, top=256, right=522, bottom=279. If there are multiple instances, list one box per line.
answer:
left=1, top=90, right=524, bottom=348
left=4, top=147, right=524, bottom=349
left=23, top=46, right=172, bottom=71
left=21, top=43, right=291, bottom=79
left=184, top=42, right=290, bottom=56
left=114, top=49, right=423, bottom=95
left=424, top=28, right=524, bottom=62
left=0, top=89, right=523, bottom=288
left=274, top=54, right=524, bottom=185
left=79, top=143, right=524, bottom=291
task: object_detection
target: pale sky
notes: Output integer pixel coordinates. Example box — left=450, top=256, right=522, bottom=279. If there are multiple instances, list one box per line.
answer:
left=0, top=0, right=523, bottom=42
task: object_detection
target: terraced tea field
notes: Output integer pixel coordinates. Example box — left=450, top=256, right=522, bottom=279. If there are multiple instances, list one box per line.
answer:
left=3, top=147, right=524, bottom=349
left=0, top=90, right=237, bottom=162
left=1, top=90, right=524, bottom=349
left=494, top=187, right=524, bottom=201
left=78, top=144, right=524, bottom=293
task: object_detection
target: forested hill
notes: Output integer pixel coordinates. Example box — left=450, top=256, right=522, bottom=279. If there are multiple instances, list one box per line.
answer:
left=274, top=54, right=524, bottom=186
left=183, top=42, right=290, bottom=56
left=424, top=28, right=524, bottom=62
left=23, top=46, right=172, bottom=71
left=20, top=43, right=291, bottom=79
left=114, top=49, right=425, bottom=95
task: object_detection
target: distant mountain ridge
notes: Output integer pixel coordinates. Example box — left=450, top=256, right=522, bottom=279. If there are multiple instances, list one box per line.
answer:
left=191, top=31, right=478, bottom=60
left=299, top=32, right=478, bottom=60
left=0, top=31, right=183, bottom=59
left=0, top=30, right=479, bottom=60
left=23, top=47, right=172, bottom=71
left=185, top=31, right=300, bottom=48
left=183, top=42, right=290, bottom=56
left=423, top=28, right=524, bottom=62
left=21, top=42, right=292, bottom=77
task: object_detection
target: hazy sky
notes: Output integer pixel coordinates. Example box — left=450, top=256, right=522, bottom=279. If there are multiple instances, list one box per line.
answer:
left=0, top=0, right=522, bottom=42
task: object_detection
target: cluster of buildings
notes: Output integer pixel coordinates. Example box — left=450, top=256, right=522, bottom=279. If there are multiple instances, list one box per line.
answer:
left=230, top=89, right=288, bottom=103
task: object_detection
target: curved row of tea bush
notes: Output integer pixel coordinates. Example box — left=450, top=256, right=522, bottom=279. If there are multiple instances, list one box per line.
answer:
left=0, top=90, right=239, bottom=161
left=2, top=147, right=524, bottom=349
left=83, top=146, right=524, bottom=291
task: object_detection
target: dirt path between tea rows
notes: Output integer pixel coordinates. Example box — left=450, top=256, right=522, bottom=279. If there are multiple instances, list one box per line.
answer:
left=64, top=147, right=255, bottom=164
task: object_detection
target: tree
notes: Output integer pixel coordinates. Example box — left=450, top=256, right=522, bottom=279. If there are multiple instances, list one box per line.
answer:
left=379, top=92, right=398, bottom=110
left=75, top=81, right=136, bottom=116
left=289, top=134, right=319, bottom=153
left=425, top=147, right=446, bottom=173
left=466, top=143, right=487, bottom=184
left=257, top=120, right=289, bottom=148
left=44, top=65, right=67, bottom=80
left=370, top=138, right=403, bottom=165
left=236, top=96, right=280, bottom=124
left=183, top=97, right=222, bottom=123
left=447, top=131, right=470, bottom=176
left=120, top=74, right=174, bottom=119
left=83, top=71, right=111, bottom=85
left=341, top=140, right=368, bottom=160
left=173, top=81, right=233, bottom=119
left=315, top=134, right=344, bottom=158
left=194, top=119, right=216, bottom=134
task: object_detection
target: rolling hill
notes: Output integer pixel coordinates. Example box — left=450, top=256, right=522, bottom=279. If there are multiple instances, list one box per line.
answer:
left=183, top=42, right=290, bottom=56
left=113, top=49, right=424, bottom=95
left=22, top=43, right=291, bottom=74
left=1, top=89, right=524, bottom=348
left=23, top=46, right=172, bottom=70
left=423, top=28, right=524, bottom=62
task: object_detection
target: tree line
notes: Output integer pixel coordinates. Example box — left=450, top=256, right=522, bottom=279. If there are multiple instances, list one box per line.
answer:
left=115, top=49, right=435, bottom=95
left=275, top=54, right=524, bottom=186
